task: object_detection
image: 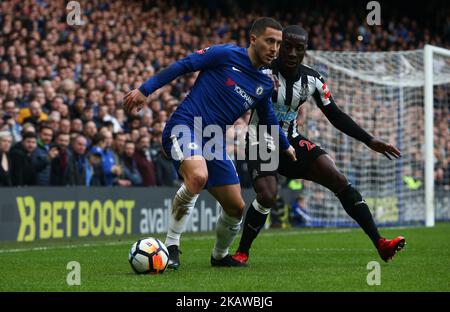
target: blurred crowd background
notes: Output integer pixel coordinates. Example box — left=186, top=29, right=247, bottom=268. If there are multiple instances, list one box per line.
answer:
left=0, top=0, right=449, bottom=223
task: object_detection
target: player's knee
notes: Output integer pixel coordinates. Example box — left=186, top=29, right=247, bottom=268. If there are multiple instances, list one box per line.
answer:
left=256, top=188, right=277, bottom=208
left=185, top=171, right=208, bottom=194
left=332, top=172, right=349, bottom=193
left=225, top=198, right=246, bottom=219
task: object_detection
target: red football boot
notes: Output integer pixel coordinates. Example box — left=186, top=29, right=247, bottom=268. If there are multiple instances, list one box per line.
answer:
left=232, top=251, right=249, bottom=264
left=377, top=236, right=406, bottom=262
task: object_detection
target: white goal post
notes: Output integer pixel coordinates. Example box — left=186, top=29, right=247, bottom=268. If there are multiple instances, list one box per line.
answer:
left=424, top=44, right=450, bottom=227
left=293, top=45, right=450, bottom=228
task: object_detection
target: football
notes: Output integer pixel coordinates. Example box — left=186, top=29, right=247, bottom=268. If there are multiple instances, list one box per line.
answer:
left=128, top=237, right=169, bottom=274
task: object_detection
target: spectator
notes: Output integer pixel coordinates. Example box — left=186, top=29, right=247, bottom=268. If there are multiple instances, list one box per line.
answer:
left=0, top=131, right=13, bottom=186
left=70, top=118, right=83, bottom=134
left=112, top=132, right=127, bottom=165
left=97, top=129, right=121, bottom=186
left=150, top=124, right=177, bottom=186
left=66, top=135, right=89, bottom=186
left=290, top=195, right=312, bottom=227
left=118, top=140, right=142, bottom=186
left=50, top=132, right=71, bottom=185
left=19, top=100, right=48, bottom=127
left=134, top=135, right=157, bottom=186
left=83, top=120, right=98, bottom=146
left=86, top=146, right=107, bottom=186
left=33, top=124, right=57, bottom=186
left=59, top=118, right=71, bottom=134
left=2, top=100, right=22, bottom=143
left=10, top=131, right=38, bottom=186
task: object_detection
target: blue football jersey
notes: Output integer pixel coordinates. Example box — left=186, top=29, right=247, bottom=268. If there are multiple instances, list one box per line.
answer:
left=139, top=44, right=289, bottom=150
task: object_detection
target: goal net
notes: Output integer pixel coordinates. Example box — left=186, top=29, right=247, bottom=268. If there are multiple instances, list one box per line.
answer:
left=294, top=46, right=450, bottom=227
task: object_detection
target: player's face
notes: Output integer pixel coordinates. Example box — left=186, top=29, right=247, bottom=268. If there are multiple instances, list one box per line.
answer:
left=279, top=33, right=307, bottom=72
left=252, top=27, right=282, bottom=66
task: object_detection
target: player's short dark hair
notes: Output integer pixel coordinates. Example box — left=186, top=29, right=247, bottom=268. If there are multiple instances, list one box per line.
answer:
left=283, top=25, right=308, bottom=43
left=250, top=17, right=282, bottom=36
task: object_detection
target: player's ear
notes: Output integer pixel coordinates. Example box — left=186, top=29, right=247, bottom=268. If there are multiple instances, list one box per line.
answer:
left=249, top=33, right=257, bottom=46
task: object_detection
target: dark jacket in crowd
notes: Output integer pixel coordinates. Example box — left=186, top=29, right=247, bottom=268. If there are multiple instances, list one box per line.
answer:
left=33, top=140, right=51, bottom=186
left=121, top=155, right=142, bottom=186
left=9, top=142, right=37, bottom=186
left=133, top=149, right=156, bottom=186
left=50, top=148, right=71, bottom=186
left=66, top=153, right=88, bottom=185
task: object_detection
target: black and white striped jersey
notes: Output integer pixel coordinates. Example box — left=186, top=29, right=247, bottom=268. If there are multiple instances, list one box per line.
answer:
left=248, top=62, right=332, bottom=142
left=247, top=61, right=373, bottom=147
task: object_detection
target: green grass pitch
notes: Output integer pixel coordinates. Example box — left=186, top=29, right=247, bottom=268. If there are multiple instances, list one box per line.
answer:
left=0, top=223, right=449, bottom=291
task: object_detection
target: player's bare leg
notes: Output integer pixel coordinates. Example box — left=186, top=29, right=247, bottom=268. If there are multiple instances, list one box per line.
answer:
left=233, top=175, right=278, bottom=264
left=304, top=154, right=406, bottom=262
left=208, top=184, right=247, bottom=267
left=165, top=156, right=206, bottom=269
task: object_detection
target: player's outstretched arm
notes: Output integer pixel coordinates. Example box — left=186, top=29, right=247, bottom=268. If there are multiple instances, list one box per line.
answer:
left=124, top=45, right=230, bottom=114
left=366, top=137, right=401, bottom=160
left=320, top=101, right=401, bottom=160
left=316, top=93, right=401, bottom=160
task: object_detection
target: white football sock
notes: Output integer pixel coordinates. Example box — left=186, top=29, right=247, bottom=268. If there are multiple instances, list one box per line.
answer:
left=212, top=210, right=242, bottom=260
left=165, top=184, right=199, bottom=247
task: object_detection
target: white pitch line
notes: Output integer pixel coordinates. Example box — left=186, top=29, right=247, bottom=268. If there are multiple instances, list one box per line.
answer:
left=0, top=228, right=354, bottom=254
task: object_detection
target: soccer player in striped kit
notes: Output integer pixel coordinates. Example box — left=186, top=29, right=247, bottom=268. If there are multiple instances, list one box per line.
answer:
left=232, top=25, right=405, bottom=265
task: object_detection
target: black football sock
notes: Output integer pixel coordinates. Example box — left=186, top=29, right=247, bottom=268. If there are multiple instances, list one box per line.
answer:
left=238, top=200, right=270, bottom=254
left=336, top=184, right=381, bottom=247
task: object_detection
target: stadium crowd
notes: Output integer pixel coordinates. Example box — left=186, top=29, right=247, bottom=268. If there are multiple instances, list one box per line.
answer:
left=0, top=0, right=449, bottom=193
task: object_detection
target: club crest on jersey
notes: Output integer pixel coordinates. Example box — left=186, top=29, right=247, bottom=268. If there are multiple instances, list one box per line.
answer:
left=299, top=84, right=309, bottom=101
left=255, top=85, right=264, bottom=95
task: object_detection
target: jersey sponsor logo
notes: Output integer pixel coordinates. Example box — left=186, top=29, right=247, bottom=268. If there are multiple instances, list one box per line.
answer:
left=234, top=84, right=254, bottom=109
left=299, top=139, right=316, bottom=151
left=225, top=78, right=255, bottom=109
left=255, top=85, right=264, bottom=95
left=232, top=66, right=242, bottom=72
left=273, top=103, right=297, bottom=123
left=195, top=47, right=211, bottom=55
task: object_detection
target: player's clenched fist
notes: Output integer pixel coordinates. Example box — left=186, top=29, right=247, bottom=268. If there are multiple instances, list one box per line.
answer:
left=283, top=145, right=297, bottom=161
left=123, top=89, right=147, bottom=114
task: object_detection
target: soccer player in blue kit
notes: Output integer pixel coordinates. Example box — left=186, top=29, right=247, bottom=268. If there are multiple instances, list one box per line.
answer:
left=124, top=17, right=296, bottom=268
